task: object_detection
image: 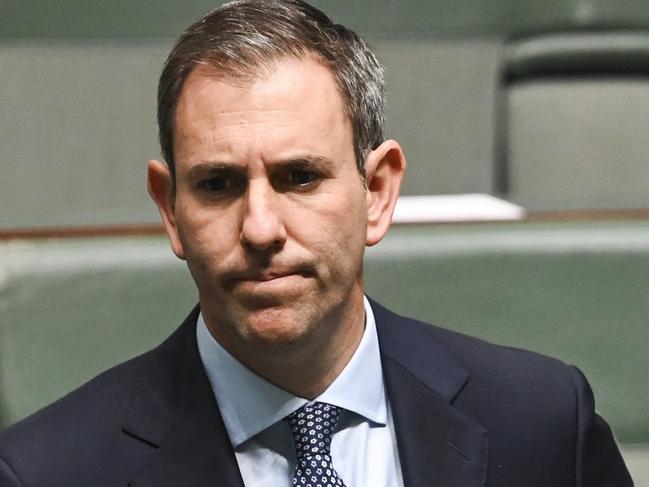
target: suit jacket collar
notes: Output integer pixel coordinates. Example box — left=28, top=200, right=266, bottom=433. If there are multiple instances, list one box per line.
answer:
left=122, top=302, right=487, bottom=487
left=123, top=306, right=244, bottom=487
left=373, top=300, right=488, bottom=487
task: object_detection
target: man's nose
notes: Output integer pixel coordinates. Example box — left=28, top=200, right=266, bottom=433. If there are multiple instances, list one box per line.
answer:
left=240, top=179, right=287, bottom=252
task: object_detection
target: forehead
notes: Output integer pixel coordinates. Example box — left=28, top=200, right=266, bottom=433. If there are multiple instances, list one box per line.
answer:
left=173, top=57, right=353, bottom=163
left=177, top=56, right=346, bottom=119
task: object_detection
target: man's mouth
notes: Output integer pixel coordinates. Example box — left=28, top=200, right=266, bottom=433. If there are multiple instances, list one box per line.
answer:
left=244, top=271, right=298, bottom=282
left=227, top=271, right=311, bottom=302
left=226, top=265, right=313, bottom=291
left=230, top=262, right=313, bottom=281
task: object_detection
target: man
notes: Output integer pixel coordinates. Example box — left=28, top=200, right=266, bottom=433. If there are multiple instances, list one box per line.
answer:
left=0, top=1, right=633, bottom=486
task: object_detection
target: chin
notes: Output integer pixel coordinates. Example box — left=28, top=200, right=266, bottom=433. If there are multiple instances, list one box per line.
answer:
left=238, top=306, right=313, bottom=346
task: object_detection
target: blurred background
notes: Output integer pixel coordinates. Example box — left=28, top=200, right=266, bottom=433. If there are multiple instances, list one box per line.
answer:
left=2, top=0, right=649, bottom=227
left=1, top=0, right=648, bottom=483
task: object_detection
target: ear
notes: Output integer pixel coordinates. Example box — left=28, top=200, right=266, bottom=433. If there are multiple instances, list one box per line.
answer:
left=147, top=159, right=185, bottom=260
left=364, top=139, right=406, bottom=246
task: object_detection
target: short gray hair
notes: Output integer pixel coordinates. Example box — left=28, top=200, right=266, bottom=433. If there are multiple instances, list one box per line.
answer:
left=158, top=0, right=386, bottom=178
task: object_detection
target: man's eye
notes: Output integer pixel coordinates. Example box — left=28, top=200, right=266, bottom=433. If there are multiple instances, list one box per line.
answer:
left=202, top=177, right=231, bottom=192
left=288, top=169, right=318, bottom=186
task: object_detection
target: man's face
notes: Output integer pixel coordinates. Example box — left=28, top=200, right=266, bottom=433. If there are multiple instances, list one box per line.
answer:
left=157, top=58, right=372, bottom=357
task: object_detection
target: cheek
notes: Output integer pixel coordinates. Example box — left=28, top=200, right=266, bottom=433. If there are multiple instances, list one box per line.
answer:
left=301, top=197, right=367, bottom=275
left=177, top=197, right=239, bottom=251
left=176, top=211, right=236, bottom=281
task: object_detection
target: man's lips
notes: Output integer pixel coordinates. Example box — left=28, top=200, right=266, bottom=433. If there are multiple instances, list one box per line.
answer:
left=225, top=270, right=312, bottom=299
left=238, top=271, right=303, bottom=282
left=226, top=266, right=314, bottom=285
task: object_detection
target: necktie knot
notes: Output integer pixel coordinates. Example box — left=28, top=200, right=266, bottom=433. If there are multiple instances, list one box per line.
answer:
left=288, top=402, right=340, bottom=458
left=288, top=402, right=348, bottom=486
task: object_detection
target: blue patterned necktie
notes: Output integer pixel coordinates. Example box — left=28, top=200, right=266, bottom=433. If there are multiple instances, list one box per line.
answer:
left=288, top=402, right=349, bottom=487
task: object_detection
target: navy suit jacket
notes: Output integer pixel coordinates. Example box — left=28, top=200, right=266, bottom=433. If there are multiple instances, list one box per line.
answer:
left=0, top=301, right=633, bottom=486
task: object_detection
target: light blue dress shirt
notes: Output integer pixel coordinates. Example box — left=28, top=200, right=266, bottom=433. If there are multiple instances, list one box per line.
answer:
left=196, top=296, right=404, bottom=487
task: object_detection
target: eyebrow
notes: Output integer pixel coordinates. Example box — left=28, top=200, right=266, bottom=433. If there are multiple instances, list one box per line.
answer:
left=187, top=162, right=238, bottom=181
left=272, top=155, right=334, bottom=169
left=187, top=155, right=334, bottom=179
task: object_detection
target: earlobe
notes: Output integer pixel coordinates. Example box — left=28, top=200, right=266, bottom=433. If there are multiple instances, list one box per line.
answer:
left=364, top=140, right=406, bottom=246
left=147, top=159, right=186, bottom=260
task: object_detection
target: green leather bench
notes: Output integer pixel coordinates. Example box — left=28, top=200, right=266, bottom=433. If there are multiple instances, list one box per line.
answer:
left=1, top=220, right=647, bottom=483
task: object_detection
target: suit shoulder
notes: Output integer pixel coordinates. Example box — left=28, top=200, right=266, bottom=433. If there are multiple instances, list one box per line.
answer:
left=372, top=299, right=578, bottom=392
left=421, top=318, right=572, bottom=376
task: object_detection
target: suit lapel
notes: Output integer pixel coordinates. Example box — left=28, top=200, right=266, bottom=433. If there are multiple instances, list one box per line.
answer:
left=373, top=301, right=488, bottom=487
left=122, top=307, right=245, bottom=487
left=126, top=395, right=244, bottom=487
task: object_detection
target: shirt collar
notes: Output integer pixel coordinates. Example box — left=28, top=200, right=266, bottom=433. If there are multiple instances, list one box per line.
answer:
left=196, top=296, right=387, bottom=448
